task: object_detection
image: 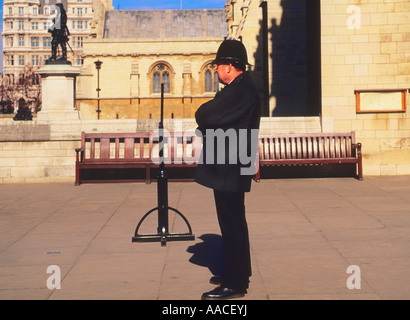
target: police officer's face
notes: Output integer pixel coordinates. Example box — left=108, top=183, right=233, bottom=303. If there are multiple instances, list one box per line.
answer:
left=215, top=64, right=232, bottom=85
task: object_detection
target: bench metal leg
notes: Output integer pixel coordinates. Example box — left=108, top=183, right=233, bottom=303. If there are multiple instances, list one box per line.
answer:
left=254, top=169, right=261, bottom=182
left=75, top=163, right=80, bottom=186
left=145, top=166, right=151, bottom=184
left=357, top=143, right=363, bottom=181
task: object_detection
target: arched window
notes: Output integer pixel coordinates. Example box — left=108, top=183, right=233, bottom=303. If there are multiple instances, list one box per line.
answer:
left=204, top=64, right=219, bottom=93
left=152, top=63, right=171, bottom=93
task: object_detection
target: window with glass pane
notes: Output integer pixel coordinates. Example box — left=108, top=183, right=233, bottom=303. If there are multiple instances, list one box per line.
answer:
left=32, top=55, right=39, bottom=66
left=204, top=64, right=219, bottom=93
left=163, top=72, right=170, bottom=93
left=153, top=72, right=161, bottom=93
left=205, top=70, right=212, bottom=92
left=31, top=37, right=39, bottom=47
left=43, top=37, right=51, bottom=47
left=213, top=72, right=219, bottom=92
left=152, top=64, right=171, bottom=93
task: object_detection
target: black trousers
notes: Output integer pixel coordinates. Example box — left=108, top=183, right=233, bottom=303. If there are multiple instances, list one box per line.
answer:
left=213, top=190, right=252, bottom=291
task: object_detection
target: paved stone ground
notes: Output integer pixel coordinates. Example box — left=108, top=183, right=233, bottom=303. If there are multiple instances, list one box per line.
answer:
left=0, top=176, right=409, bottom=300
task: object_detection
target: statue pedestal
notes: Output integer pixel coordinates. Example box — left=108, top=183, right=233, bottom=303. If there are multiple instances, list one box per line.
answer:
left=36, top=64, right=81, bottom=121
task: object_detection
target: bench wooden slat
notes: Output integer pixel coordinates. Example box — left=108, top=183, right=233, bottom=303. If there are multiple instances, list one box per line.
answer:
left=330, top=136, right=334, bottom=158
left=347, top=135, right=352, bottom=157
left=301, top=138, right=308, bottom=159
left=334, top=136, right=340, bottom=158
left=291, top=137, right=296, bottom=159
left=90, top=138, right=95, bottom=160
left=115, top=138, right=120, bottom=159
left=100, top=138, right=110, bottom=160
left=124, top=138, right=135, bottom=159
left=279, top=137, right=285, bottom=159
left=139, top=137, right=144, bottom=159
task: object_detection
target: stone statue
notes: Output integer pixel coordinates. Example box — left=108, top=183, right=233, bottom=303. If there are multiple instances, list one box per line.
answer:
left=46, top=3, right=71, bottom=64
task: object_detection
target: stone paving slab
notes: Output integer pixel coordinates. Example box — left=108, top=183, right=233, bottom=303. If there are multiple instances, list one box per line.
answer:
left=0, top=176, right=410, bottom=300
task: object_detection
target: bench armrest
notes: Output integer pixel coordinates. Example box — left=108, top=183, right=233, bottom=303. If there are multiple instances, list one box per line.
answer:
left=75, top=148, right=85, bottom=163
left=352, top=143, right=362, bottom=155
left=352, top=143, right=363, bottom=180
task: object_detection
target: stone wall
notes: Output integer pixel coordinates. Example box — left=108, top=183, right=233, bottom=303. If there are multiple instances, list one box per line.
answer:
left=0, top=119, right=140, bottom=183
left=0, top=117, right=321, bottom=184
left=320, top=0, right=410, bottom=176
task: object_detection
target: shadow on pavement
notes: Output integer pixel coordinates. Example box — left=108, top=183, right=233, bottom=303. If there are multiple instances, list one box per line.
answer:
left=187, top=234, right=225, bottom=277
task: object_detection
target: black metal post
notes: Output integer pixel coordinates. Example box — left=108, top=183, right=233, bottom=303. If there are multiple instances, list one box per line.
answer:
left=132, top=83, right=195, bottom=246
left=94, top=60, right=102, bottom=120
left=157, top=83, right=169, bottom=239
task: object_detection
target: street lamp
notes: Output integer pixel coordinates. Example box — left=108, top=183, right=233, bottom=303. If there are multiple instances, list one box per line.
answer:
left=94, top=60, right=103, bottom=119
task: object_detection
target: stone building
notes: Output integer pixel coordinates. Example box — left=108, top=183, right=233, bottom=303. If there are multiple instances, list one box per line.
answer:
left=1, top=0, right=103, bottom=80
left=227, top=0, right=410, bottom=176
left=1, top=0, right=112, bottom=112
left=76, top=9, right=228, bottom=120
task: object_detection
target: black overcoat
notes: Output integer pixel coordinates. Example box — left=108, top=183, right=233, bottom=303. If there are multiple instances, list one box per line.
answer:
left=195, top=72, right=261, bottom=193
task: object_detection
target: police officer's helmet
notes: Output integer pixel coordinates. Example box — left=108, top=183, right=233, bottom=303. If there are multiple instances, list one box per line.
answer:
left=212, top=39, right=249, bottom=71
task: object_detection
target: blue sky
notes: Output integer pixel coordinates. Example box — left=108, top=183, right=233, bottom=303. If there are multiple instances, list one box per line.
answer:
left=112, top=0, right=226, bottom=10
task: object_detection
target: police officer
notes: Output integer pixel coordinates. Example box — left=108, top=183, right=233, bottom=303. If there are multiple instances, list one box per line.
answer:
left=47, top=3, right=69, bottom=62
left=195, top=39, right=261, bottom=300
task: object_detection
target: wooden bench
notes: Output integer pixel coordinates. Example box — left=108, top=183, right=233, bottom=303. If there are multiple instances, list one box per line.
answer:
left=75, top=131, right=199, bottom=185
left=255, top=132, right=363, bottom=181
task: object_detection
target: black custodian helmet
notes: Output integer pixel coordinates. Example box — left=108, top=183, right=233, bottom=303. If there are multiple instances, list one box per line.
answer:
left=212, top=39, right=250, bottom=71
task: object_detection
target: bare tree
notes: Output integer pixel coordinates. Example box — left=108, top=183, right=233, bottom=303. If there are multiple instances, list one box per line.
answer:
left=1, top=65, right=42, bottom=113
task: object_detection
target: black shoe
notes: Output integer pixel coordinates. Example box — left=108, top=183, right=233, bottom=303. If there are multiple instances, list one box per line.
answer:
left=201, top=286, right=246, bottom=300
left=210, top=276, right=223, bottom=286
